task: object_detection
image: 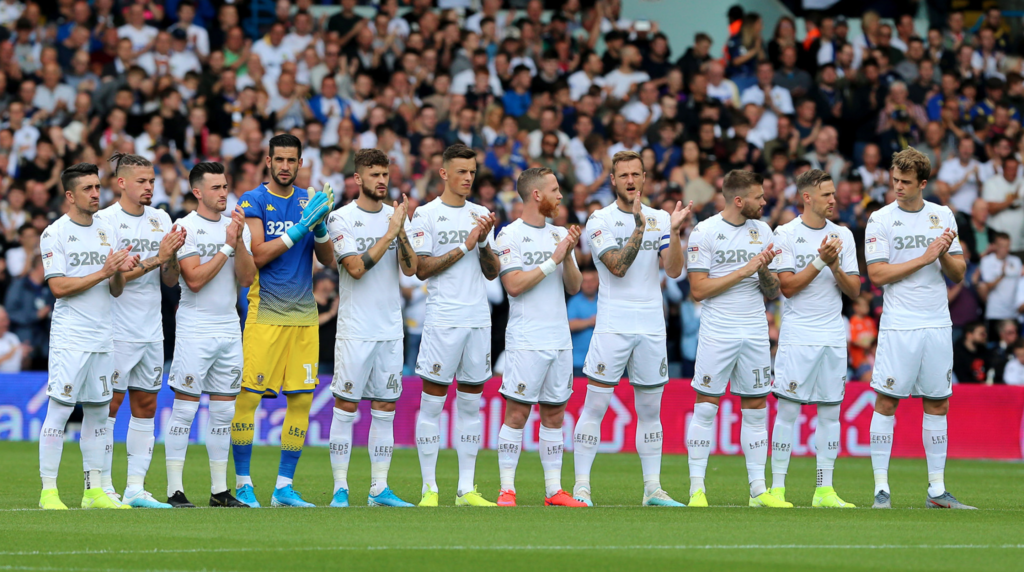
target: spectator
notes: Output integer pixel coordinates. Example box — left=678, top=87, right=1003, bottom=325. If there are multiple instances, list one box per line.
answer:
left=0, top=306, right=23, bottom=372
left=314, top=272, right=338, bottom=375
left=1002, top=340, right=1024, bottom=386
left=4, top=254, right=51, bottom=368
left=603, top=44, right=649, bottom=101
left=952, top=321, right=992, bottom=383
left=567, top=267, right=598, bottom=377
left=679, top=289, right=701, bottom=377
left=773, top=46, right=812, bottom=99
left=936, top=137, right=981, bottom=213
left=6, top=222, right=37, bottom=277
left=978, top=233, right=1021, bottom=332
left=981, top=156, right=1024, bottom=252
left=726, top=13, right=764, bottom=91
left=741, top=61, right=794, bottom=130
left=848, top=296, right=877, bottom=378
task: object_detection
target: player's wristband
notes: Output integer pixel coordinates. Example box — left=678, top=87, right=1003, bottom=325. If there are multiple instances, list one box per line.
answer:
left=811, top=256, right=827, bottom=271
left=219, top=244, right=235, bottom=257
left=314, top=220, right=329, bottom=241
left=458, top=244, right=469, bottom=255
left=539, top=258, right=557, bottom=276
left=283, top=224, right=310, bottom=249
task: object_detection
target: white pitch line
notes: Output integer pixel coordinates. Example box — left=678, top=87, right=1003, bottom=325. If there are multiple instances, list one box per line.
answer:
left=3, top=544, right=1024, bottom=558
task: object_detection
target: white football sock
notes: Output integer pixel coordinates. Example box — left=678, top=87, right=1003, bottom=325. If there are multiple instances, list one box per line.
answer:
left=742, top=407, right=769, bottom=497
left=368, top=409, right=395, bottom=496
left=539, top=425, right=564, bottom=498
left=497, top=424, right=523, bottom=492
left=125, top=416, right=155, bottom=497
left=572, top=384, right=613, bottom=491
left=207, top=400, right=234, bottom=495
left=81, top=404, right=110, bottom=490
left=870, top=411, right=895, bottom=494
left=455, top=391, right=483, bottom=496
left=922, top=413, right=947, bottom=497
left=816, top=404, right=841, bottom=489
left=329, top=407, right=356, bottom=493
left=634, top=386, right=664, bottom=496
left=687, top=402, right=717, bottom=495
left=416, top=392, right=445, bottom=494
left=39, top=400, right=74, bottom=490
left=770, top=398, right=799, bottom=489
left=165, top=399, right=199, bottom=497
left=101, top=416, right=116, bottom=491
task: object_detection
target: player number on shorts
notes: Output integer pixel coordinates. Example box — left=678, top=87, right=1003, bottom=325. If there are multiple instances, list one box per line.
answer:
left=303, top=364, right=315, bottom=384
left=152, top=367, right=162, bottom=386
left=100, top=375, right=109, bottom=396
left=386, top=374, right=400, bottom=394
left=230, top=368, right=241, bottom=390
left=751, top=366, right=771, bottom=389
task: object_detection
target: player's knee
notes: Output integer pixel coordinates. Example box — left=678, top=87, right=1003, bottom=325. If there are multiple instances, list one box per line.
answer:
left=776, top=398, right=801, bottom=423
left=334, top=397, right=358, bottom=413
left=538, top=404, right=565, bottom=428
left=108, top=391, right=125, bottom=416
left=740, top=396, right=767, bottom=410
left=286, top=392, right=314, bottom=413
left=816, top=404, right=840, bottom=422
left=371, top=400, right=396, bottom=413
left=503, top=401, right=530, bottom=429
left=922, top=398, right=948, bottom=416
left=694, top=393, right=720, bottom=407
left=633, top=387, right=663, bottom=421
left=129, top=391, right=158, bottom=418
left=874, top=394, right=899, bottom=416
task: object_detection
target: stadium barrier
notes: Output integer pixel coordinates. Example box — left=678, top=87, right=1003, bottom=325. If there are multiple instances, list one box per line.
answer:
left=1, top=374, right=1021, bottom=459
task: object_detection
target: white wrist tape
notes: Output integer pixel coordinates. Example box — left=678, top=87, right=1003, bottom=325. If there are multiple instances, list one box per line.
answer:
left=281, top=234, right=295, bottom=249
left=459, top=244, right=469, bottom=255
left=314, top=232, right=330, bottom=243
left=811, top=256, right=827, bottom=271
left=219, top=244, right=235, bottom=257
left=539, top=258, right=557, bottom=276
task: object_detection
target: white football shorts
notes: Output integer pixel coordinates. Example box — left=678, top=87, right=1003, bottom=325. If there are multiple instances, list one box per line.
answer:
left=500, top=349, right=573, bottom=405
left=583, top=333, right=669, bottom=387
left=168, top=337, right=244, bottom=397
left=332, top=338, right=404, bottom=402
left=692, top=335, right=772, bottom=397
left=111, top=341, right=164, bottom=393
left=772, top=344, right=848, bottom=405
left=871, top=327, right=953, bottom=400
left=47, top=348, right=114, bottom=406
left=415, top=326, right=492, bottom=385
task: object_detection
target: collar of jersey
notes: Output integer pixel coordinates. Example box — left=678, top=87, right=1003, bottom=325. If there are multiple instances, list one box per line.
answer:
left=118, top=203, right=144, bottom=217
left=896, top=203, right=925, bottom=213
left=799, top=217, right=826, bottom=230
left=356, top=204, right=384, bottom=214
left=68, top=216, right=93, bottom=228
left=263, top=183, right=294, bottom=199
left=522, top=220, right=545, bottom=229
left=197, top=212, right=221, bottom=223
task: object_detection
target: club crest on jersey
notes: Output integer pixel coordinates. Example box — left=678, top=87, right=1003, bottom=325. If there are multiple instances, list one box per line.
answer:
left=828, top=232, right=840, bottom=241
left=883, top=377, right=896, bottom=390
left=256, top=374, right=265, bottom=387
left=748, top=228, right=762, bottom=245
left=645, top=216, right=660, bottom=232
left=149, top=217, right=163, bottom=232
left=112, top=370, right=120, bottom=384
left=431, top=363, right=442, bottom=375
left=61, top=384, right=72, bottom=397
left=786, top=381, right=798, bottom=394
left=341, top=381, right=354, bottom=394
left=928, top=213, right=942, bottom=229
left=97, top=229, right=110, bottom=246
left=700, top=375, right=712, bottom=388
left=596, top=363, right=606, bottom=375
left=514, top=383, right=526, bottom=396
left=551, top=231, right=560, bottom=243
left=299, top=198, right=308, bottom=208
left=184, top=375, right=195, bottom=388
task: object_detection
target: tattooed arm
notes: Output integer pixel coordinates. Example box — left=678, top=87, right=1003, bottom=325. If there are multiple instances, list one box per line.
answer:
left=478, top=241, right=500, bottom=280
left=599, top=223, right=644, bottom=278
left=415, top=247, right=466, bottom=280
left=396, top=227, right=417, bottom=276
left=757, top=265, right=781, bottom=299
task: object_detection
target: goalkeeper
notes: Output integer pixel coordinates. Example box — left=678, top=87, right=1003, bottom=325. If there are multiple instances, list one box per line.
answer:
left=229, top=134, right=336, bottom=508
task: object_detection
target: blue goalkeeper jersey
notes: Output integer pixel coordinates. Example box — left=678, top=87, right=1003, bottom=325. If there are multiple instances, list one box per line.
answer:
left=238, top=183, right=317, bottom=327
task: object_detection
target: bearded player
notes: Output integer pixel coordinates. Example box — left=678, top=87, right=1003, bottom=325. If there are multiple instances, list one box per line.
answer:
left=767, top=169, right=860, bottom=508
left=325, top=149, right=418, bottom=508
left=866, top=147, right=974, bottom=509
left=494, top=168, right=585, bottom=507
left=230, top=134, right=335, bottom=508
left=575, top=150, right=691, bottom=507
left=97, top=152, right=186, bottom=509
left=409, top=143, right=500, bottom=507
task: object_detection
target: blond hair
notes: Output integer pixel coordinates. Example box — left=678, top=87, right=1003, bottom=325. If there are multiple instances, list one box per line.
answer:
left=611, top=150, right=643, bottom=175
left=891, top=146, right=931, bottom=183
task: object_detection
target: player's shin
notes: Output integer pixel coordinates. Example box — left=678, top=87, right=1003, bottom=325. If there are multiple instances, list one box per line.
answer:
left=741, top=407, right=769, bottom=497
left=771, top=399, right=800, bottom=490
left=539, top=425, right=564, bottom=498
left=870, top=411, right=895, bottom=494
left=455, top=391, right=483, bottom=495
left=416, top=392, right=445, bottom=494
left=165, top=399, right=199, bottom=497
left=497, top=424, right=523, bottom=493
left=329, top=408, right=356, bottom=493
left=687, top=402, right=717, bottom=495
left=125, top=416, right=155, bottom=497
left=634, top=387, right=664, bottom=496
left=81, top=404, right=110, bottom=490
left=572, top=384, right=613, bottom=492
left=39, top=400, right=75, bottom=490
left=207, top=400, right=234, bottom=495
left=230, top=390, right=260, bottom=488
left=922, top=413, right=948, bottom=497
left=368, top=410, right=396, bottom=496
left=277, top=392, right=313, bottom=489
left=815, top=404, right=841, bottom=489
left=101, top=416, right=116, bottom=492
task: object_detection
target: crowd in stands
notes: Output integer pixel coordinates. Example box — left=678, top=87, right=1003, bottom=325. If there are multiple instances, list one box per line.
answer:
left=0, top=0, right=1022, bottom=387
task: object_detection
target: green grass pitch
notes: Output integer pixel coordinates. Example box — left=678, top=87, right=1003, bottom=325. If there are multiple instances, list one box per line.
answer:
left=2, top=441, right=1022, bottom=571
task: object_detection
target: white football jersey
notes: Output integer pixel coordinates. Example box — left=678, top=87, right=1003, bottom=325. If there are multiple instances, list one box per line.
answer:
left=174, top=211, right=252, bottom=338
left=586, top=203, right=671, bottom=335
left=494, top=219, right=572, bottom=350
left=95, top=204, right=172, bottom=342
left=327, top=202, right=409, bottom=341
left=769, top=217, right=859, bottom=347
left=864, top=201, right=963, bottom=330
left=686, top=213, right=774, bottom=340
left=407, top=198, right=496, bottom=328
left=40, top=215, right=117, bottom=352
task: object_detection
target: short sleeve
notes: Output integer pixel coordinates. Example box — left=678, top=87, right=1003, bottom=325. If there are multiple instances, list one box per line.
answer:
left=238, top=192, right=263, bottom=219
left=979, top=256, right=1001, bottom=282
left=326, top=211, right=356, bottom=261
left=865, top=214, right=890, bottom=264
left=945, top=208, right=964, bottom=255
left=771, top=227, right=794, bottom=273
left=493, top=226, right=522, bottom=276
left=586, top=212, right=616, bottom=259
left=177, top=218, right=199, bottom=260
left=841, top=228, right=860, bottom=275
left=658, top=211, right=671, bottom=252
left=685, top=222, right=713, bottom=273
left=241, top=221, right=253, bottom=254
left=408, top=207, right=433, bottom=256
left=40, top=225, right=65, bottom=279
